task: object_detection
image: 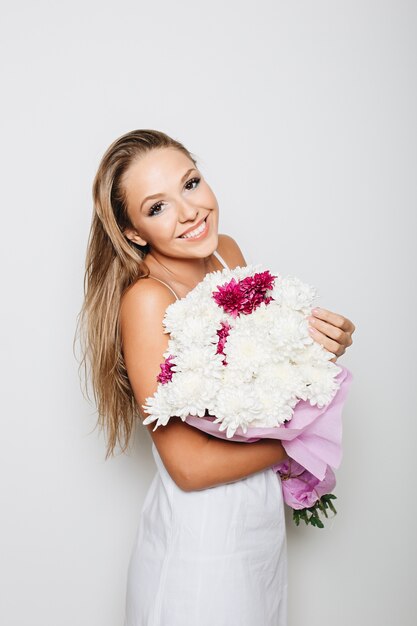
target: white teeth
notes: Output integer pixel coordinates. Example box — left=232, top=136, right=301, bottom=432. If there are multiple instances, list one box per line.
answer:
left=179, top=218, right=207, bottom=239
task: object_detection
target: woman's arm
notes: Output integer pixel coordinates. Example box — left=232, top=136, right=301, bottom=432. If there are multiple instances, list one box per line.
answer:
left=183, top=436, right=287, bottom=491
left=120, top=277, right=287, bottom=492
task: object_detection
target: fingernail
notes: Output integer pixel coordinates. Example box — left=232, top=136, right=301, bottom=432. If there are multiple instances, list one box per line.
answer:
left=308, top=326, right=316, bottom=333
left=312, top=307, right=320, bottom=314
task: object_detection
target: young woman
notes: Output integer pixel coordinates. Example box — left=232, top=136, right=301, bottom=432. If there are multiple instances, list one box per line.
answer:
left=78, top=129, right=355, bottom=626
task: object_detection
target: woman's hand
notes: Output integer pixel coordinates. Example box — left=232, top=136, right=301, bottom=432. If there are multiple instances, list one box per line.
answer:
left=307, top=307, right=355, bottom=363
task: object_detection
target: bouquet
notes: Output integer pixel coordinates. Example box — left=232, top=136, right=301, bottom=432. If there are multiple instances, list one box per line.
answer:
left=142, top=264, right=353, bottom=527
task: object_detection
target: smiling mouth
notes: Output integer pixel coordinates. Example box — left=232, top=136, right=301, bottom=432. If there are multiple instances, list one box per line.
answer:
left=178, top=216, right=208, bottom=239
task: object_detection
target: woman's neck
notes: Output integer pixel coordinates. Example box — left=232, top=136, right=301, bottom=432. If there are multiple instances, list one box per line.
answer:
left=143, top=249, right=218, bottom=292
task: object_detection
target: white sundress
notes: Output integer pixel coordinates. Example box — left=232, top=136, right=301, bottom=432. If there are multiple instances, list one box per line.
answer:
left=123, top=249, right=288, bottom=626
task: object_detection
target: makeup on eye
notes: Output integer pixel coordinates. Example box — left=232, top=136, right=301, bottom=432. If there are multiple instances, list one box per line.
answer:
left=147, top=176, right=201, bottom=217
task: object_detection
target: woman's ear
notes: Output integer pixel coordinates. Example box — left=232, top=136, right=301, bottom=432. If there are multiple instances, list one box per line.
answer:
left=123, top=227, right=147, bottom=247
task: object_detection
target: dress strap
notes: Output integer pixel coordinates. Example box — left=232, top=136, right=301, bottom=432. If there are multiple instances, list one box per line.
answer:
left=147, top=248, right=229, bottom=300
left=147, top=276, right=179, bottom=300
left=213, top=249, right=230, bottom=270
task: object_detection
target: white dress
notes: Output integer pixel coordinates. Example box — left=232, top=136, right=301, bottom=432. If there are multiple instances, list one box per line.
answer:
left=124, top=250, right=288, bottom=626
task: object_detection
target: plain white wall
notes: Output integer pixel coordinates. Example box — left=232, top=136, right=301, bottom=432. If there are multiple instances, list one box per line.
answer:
left=1, top=1, right=415, bottom=624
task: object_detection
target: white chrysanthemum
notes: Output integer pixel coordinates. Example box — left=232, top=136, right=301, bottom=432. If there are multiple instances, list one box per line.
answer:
left=142, top=384, right=175, bottom=428
left=238, top=302, right=273, bottom=331
left=169, top=315, right=220, bottom=349
left=296, top=363, right=342, bottom=407
left=292, top=340, right=336, bottom=365
left=268, top=309, right=311, bottom=360
left=164, top=370, right=220, bottom=418
left=210, top=383, right=263, bottom=437
left=223, top=322, right=270, bottom=375
left=164, top=276, right=226, bottom=336
left=257, top=361, right=304, bottom=395
left=250, top=392, right=296, bottom=427
left=252, top=387, right=288, bottom=425
left=220, top=364, right=249, bottom=388
left=177, top=345, right=224, bottom=376
left=194, top=295, right=223, bottom=318
left=280, top=275, right=317, bottom=314
left=268, top=273, right=283, bottom=305
left=163, top=298, right=190, bottom=334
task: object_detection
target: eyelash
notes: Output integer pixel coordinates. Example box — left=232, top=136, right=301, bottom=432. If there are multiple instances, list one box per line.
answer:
left=147, top=177, right=201, bottom=216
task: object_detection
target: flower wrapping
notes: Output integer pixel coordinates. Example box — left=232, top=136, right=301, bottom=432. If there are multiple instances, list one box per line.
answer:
left=142, top=263, right=353, bottom=526
left=183, top=364, right=352, bottom=481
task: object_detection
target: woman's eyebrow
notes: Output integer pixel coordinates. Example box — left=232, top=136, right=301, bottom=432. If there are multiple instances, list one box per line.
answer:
left=140, top=168, right=197, bottom=211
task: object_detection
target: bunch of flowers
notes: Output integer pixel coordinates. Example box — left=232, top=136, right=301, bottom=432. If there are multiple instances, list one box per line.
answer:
left=142, top=264, right=353, bottom=527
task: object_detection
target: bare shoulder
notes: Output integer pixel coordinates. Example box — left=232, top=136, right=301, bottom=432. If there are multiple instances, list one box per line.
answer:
left=216, top=233, right=247, bottom=269
left=121, top=275, right=176, bottom=313
left=120, top=276, right=176, bottom=337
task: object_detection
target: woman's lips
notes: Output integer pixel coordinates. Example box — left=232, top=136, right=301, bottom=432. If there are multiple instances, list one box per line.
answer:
left=177, top=215, right=209, bottom=240
left=178, top=215, right=206, bottom=237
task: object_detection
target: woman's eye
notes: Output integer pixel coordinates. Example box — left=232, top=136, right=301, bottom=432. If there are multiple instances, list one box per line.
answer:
left=148, top=201, right=164, bottom=217
left=185, top=176, right=200, bottom=190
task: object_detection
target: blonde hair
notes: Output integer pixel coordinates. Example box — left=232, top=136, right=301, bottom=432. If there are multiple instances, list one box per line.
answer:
left=75, top=129, right=198, bottom=459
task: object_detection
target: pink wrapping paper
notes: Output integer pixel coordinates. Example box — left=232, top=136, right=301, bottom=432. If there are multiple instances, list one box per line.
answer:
left=276, top=460, right=337, bottom=510
left=183, top=365, right=353, bottom=482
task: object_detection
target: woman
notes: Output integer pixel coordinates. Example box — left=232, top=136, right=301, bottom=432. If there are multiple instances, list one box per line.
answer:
left=78, top=129, right=355, bottom=626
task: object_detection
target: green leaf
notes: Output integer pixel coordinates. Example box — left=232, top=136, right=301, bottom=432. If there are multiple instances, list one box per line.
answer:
left=328, top=497, right=337, bottom=512
left=291, top=493, right=338, bottom=528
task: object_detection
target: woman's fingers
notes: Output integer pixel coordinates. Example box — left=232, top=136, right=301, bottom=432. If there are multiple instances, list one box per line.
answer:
left=308, top=316, right=350, bottom=346
left=307, top=307, right=356, bottom=361
left=308, top=325, right=343, bottom=358
left=311, top=307, right=355, bottom=334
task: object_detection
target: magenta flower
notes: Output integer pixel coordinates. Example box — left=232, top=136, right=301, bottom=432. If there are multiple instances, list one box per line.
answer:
left=212, top=270, right=277, bottom=318
left=156, top=354, right=176, bottom=384
left=215, top=320, right=231, bottom=365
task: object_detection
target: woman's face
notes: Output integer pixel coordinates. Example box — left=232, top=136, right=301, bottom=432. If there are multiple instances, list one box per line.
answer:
left=122, top=147, right=219, bottom=260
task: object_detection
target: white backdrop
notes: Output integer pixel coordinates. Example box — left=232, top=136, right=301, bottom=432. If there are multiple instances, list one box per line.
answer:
left=1, top=1, right=416, bottom=625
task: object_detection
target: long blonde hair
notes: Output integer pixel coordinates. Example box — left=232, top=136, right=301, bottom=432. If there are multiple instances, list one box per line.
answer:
left=75, top=129, right=198, bottom=459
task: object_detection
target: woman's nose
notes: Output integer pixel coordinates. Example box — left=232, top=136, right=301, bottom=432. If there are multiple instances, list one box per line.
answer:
left=178, top=198, right=198, bottom=221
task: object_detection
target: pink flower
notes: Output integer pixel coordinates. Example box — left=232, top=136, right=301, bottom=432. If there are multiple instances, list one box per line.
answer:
left=215, top=320, right=231, bottom=365
left=273, top=458, right=336, bottom=510
left=212, top=270, right=277, bottom=318
left=156, top=354, right=176, bottom=384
